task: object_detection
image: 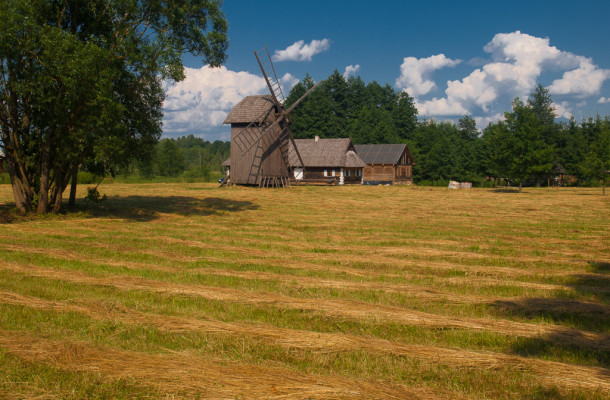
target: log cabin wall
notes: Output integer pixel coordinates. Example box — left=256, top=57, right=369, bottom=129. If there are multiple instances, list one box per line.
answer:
left=363, top=165, right=395, bottom=182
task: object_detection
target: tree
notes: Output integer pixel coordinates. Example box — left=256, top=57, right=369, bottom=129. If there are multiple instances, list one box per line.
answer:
left=0, top=0, right=228, bottom=213
left=157, top=139, right=184, bottom=177
left=504, top=98, right=554, bottom=191
left=579, top=117, right=610, bottom=194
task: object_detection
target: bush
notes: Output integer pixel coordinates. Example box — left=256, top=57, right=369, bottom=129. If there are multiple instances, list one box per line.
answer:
left=0, top=173, right=10, bottom=184
left=85, top=187, right=107, bottom=203
left=77, top=171, right=98, bottom=184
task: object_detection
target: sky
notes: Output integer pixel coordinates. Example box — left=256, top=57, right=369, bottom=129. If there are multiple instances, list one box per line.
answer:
left=162, top=0, right=610, bottom=141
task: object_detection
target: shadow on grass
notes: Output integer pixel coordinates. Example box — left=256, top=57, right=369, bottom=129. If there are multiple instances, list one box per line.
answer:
left=0, top=196, right=259, bottom=223
left=490, top=260, right=610, bottom=367
left=83, top=195, right=259, bottom=221
left=490, top=188, right=521, bottom=193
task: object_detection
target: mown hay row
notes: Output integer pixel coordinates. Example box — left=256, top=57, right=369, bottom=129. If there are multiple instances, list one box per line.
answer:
left=0, top=329, right=443, bottom=399
left=2, top=261, right=607, bottom=351
left=2, top=290, right=608, bottom=393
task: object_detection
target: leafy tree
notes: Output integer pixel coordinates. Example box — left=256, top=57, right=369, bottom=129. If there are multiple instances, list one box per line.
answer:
left=0, top=0, right=228, bottom=213
left=504, top=98, right=554, bottom=191
left=579, top=117, right=610, bottom=194
left=527, top=84, right=556, bottom=127
left=157, top=139, right=184, bottom=177
left=482, top=121, right=513, bottom=184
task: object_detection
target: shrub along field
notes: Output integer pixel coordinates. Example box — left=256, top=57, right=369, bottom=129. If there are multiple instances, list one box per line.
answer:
left=0, top=183, right=608, bottom=399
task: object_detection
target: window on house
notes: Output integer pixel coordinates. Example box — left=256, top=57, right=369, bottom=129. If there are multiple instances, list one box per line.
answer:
left=324, top=169, right=327, bottom=177
left=345, top=170, right=350, bottom=177
left=332, top=169, right=335, bottom=176
left=355, top=170, right=361, bottom=177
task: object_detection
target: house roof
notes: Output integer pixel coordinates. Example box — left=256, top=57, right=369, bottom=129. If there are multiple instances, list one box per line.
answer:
left=223, top=95, right=275, bottom=124
left=353, top=143, right=410, bottom=165
left=224, top=138, right=367, bottom=169
left=221, top=158, right=230, bottom=167
left=290, top=138, right=367, bottom=168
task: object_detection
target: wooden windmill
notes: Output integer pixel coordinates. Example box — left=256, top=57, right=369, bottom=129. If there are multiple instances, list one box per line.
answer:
left=223, top=46, right=319, bottom=187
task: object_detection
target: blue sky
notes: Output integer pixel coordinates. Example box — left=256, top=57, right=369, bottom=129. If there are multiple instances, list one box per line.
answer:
left=162, top=0, right=610, bottom=141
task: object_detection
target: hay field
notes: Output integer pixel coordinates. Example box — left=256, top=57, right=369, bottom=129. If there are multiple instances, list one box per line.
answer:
left=0, top=183, right=608, bottom=399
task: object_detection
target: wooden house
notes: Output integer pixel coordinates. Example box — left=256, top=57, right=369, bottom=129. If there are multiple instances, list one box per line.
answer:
left=290, top=137, right=366, bottom=184
left=353, top=144, right=414, bottom=185
left=222, top=136, right=367, bottom=185
left=223, top=95, right=294, bottom=185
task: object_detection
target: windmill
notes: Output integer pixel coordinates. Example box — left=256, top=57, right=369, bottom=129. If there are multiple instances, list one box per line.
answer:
left=223, top=45, right=319, bottom=187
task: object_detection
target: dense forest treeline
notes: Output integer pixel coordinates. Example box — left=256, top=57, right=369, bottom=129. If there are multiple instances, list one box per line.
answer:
left=114, top=136, right=229, bottom=182
left=286, top=71, right=610, bottom=189
left=9, top=71, right=602, bottom=187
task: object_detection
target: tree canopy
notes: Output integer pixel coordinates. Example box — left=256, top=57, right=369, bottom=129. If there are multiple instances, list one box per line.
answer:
left=0, top=0, right=228, bottom=213
left=286, top=75, right=609, bottom=191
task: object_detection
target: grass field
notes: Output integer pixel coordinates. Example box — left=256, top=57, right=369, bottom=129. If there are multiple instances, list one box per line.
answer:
left=0, top=183, right=608, bottom=399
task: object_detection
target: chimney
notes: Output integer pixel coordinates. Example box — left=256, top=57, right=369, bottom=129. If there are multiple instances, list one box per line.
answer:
left=315, top=135, right=319, bottom=142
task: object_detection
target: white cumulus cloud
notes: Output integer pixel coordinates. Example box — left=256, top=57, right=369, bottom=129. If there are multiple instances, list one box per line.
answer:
left=280, top=73, right=300, bottom=94
left=549, top=59, right=610, bottom=97
left=599, top=97, right=610, bottom=104
left=396, top=54, right=461, bottom=96
left=405, top=31, right=610, bottom=124
left=343, top=64, right=360, bottom=79
left=414, top=97, right=469, bottom=116
left=272, top=39, right=330, bottom=62
left=553, top=101, right=573, bottom=119
left=162, top=65, right=267, bottom=139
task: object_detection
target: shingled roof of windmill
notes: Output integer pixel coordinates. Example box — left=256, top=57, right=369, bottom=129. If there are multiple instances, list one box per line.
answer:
left=223, top=95, right=276, bottom=124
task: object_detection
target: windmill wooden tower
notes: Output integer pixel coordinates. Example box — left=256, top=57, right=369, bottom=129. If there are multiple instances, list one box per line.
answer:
left=223, top=46, right=319, bottom=187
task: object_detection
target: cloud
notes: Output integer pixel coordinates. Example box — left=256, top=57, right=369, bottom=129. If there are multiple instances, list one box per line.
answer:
left=414, top=97, right=468, bottom=116
left=280, top=73, right=300, bottom=94
left=162, top=65, right=267, bottom=139
left=272, top=39, right=330, bottom=62
left=396, top=54, right=461, bottom=96
left=549, top=59, right=610, bottom=97
left=553, top=101, right=573, bottom=119
left=405, top=31, right=610, bottom=125
left=474, top=113, right=505, bottom=129
left=599, top=97, right=610, bottom=104
left=343, top=64, right=360, bottom=79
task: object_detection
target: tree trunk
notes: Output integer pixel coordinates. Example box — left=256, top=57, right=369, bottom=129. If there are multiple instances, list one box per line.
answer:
left=69, top=166, right=78, bottom=207
left=3, top=151, right=34, bottom=213
left=51, top=169, right=65, bottom=213
left=7, top=164, right=30, bottom=214
left=519, top=182, right=522, bottom=192
left=36, top=139, right=52, bottom=214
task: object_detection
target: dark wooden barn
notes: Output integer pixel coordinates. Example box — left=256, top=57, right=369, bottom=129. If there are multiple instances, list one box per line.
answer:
left=223, top=95, right=294, bottom=185
left=290, top=137, right=366, bottom=184
left=353, top=144, right=414, bottom=185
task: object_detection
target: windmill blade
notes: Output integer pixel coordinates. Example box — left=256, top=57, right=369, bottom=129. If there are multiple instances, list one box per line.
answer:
left=282, top=124, right=305, bottom=169
left=255, top=46, right=285, bottom=109
left=231, top=106, right=275, bottom=154
left=286, top=80, right=321, bottom=113
left=240, top=113, right=286, bottom=155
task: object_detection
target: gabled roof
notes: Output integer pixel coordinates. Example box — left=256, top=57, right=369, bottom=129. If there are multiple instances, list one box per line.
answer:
left=223, top=95, right=275, bottom=124
left=354, top=143, right=410, bottom=165
left=290, top=138, right=367, bottom=168
left=223, top=138, right=367, bottom=169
